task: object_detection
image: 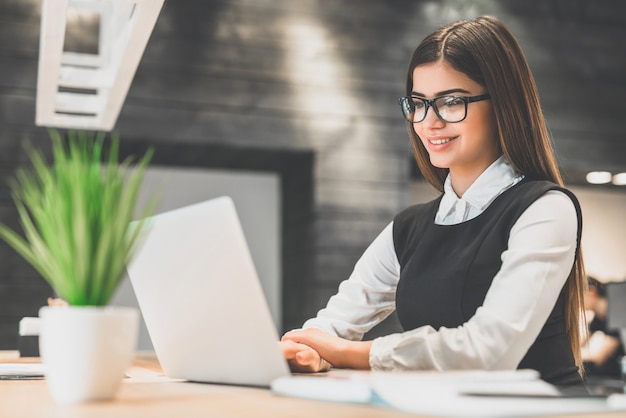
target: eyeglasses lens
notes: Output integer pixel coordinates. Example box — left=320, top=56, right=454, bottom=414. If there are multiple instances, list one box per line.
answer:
left=400, top=97, right=467, bottom=123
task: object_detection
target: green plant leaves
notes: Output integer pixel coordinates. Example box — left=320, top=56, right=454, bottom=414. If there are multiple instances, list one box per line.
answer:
left=0, top=129, right=155, bottom=306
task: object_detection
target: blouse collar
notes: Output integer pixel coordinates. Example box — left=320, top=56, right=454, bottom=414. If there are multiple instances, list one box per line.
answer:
left=437, top=156, right=525, bottom=223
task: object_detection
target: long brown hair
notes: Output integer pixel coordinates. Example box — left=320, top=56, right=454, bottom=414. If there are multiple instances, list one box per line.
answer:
left=405, top=16, right=586, bottom=373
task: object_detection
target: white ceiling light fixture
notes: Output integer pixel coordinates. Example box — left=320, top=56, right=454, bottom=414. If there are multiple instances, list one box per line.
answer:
left=585, top=171, right=612, bottom=185
left=612, top=172, right=626, bottom=186
left=36, top=0, right=164, bottom=131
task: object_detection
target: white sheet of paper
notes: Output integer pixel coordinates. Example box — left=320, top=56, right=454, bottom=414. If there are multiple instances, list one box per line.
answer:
left=0, top=363, right=46, bottom=378
left=369, top=371, right=610, bottom=418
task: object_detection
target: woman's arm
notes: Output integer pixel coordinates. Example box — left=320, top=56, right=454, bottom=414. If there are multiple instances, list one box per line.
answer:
left=300, top=221, right=401, bottom=340
left=280, top=221, right=399, bottom=371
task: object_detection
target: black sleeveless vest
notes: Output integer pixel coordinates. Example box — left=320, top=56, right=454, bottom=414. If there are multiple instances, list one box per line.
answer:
left=393, top=180, right=582, bottom=385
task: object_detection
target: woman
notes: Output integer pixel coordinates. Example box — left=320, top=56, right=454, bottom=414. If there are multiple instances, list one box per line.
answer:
left=281, top=16, right=586, bottom=386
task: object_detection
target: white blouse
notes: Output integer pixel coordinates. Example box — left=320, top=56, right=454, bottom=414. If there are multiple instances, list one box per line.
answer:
left=302, top=156, right=578, bottom=372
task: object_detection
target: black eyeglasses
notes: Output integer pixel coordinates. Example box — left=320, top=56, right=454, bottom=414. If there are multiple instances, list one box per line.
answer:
left=397, top=94, right=491, bottom=123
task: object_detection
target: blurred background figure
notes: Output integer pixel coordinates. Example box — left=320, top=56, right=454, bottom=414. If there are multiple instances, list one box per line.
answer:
left=582, top=277, right=626, bottom=379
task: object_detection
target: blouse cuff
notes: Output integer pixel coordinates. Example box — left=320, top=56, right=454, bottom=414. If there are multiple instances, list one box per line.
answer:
left=369, top=334, right=402, bottom=371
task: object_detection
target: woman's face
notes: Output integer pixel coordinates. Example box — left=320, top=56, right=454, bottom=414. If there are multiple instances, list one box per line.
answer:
left=411, top=61, right=500, bottom=180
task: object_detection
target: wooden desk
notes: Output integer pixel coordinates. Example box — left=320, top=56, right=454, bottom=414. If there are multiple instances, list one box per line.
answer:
left=0, top=351, right=416, bottom=418
left=1, top=352, right=624, bottom=418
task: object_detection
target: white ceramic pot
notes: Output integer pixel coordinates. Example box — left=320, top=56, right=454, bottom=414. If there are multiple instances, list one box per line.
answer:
left=38, top=306, right=139, bottom=404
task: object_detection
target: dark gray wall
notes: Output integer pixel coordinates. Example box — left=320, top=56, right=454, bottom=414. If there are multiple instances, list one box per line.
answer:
left=1, top=0, right=625, bottom=348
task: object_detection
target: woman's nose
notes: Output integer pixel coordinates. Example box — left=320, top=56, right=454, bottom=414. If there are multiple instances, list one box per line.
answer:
left=420, top=106, right=446, bottom=129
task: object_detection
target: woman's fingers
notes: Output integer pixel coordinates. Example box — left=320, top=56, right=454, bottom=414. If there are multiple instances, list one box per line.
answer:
left=279, top=340, right=323, bottom=372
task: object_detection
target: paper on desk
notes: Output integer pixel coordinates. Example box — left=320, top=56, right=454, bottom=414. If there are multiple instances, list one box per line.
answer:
left=271, top=373, right=372, bottom=404
left=271, top=370, right=547, bottom=405
left=369, top=370, right=611, bottom=418
left=272, top=369, right=619, bottom=417
left=0, top=363, right=45, bottom=379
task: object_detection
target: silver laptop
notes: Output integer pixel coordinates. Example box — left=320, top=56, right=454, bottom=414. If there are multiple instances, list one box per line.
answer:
left=126, top=196, right=290, bottom=387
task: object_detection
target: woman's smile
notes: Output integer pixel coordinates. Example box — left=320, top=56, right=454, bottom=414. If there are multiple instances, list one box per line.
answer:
left=426, top=135, right=458, bottom=146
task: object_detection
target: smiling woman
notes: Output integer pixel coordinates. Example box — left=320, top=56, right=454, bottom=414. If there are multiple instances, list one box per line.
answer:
left=281, top=15, right=587, bottom=387
left=408, top=61, right=498, bottom=195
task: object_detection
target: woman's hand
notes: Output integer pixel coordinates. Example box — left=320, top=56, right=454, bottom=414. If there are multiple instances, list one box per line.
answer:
left=279, top=339, right=329, bottom=373
left=281, top=328, right=372, bottom=370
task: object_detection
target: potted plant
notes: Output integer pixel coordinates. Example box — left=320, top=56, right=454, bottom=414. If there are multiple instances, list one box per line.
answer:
left=0, top=129, right=155, bottom=404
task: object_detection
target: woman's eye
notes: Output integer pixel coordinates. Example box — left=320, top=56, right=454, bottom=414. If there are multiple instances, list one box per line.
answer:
left=412, top=100, right=426, bottom=109
left=441, top=97, right=464, bottom=107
